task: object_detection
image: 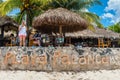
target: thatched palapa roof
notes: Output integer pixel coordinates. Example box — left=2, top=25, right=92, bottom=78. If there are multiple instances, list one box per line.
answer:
left=65, top=29, right=101, bottom=38
left=32, top=8, right=88, bottom=33
left=95, top=28, right=120, bottom=39
left=0, top=16, right=18, bottom=31
left=65, top=28, right=120, bottom=39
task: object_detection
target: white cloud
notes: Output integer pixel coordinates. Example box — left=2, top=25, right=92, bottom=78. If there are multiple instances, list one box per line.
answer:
left=110, top=20, right=115, bottom=23
left=105, top=0, right=120, bottom=12
left=101, top=13, right=114, bottom=19
left=104, top=0, right=120, bottom=23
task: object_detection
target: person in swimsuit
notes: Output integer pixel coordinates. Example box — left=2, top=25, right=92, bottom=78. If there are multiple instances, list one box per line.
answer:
left=18, top=20, right=27, bottom=46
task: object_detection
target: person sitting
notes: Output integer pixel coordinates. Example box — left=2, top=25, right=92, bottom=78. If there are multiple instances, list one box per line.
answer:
left=55, top=34, right=64, bottom=46
left=6, top=33, right=16, bottom=46
left=10, top=34, right=16, bottom=45
left=15, top=36, right=20, bottom=46
left=30, top=31, right=41, bottom=46
left=41, top=34, right=50, bottom=46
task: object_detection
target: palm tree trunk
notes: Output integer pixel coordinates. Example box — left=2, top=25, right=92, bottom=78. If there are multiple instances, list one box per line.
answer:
left=0, top=27, right=4, bottom=46
left=26, top=11, right=30, bottom=46
left=1, top=27, right=4, bottom=38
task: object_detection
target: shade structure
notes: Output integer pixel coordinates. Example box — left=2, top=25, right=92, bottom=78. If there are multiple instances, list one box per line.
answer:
left=95, top=28, right=120, bottom=39
left=0, top=16, right=18, bottom=39
left=32, top=8, right=88, bottom=34
left=0, top=16, right=18, bottom=31
left=65, top=29, right=100, bottom=38
left=65, top=28, right=120, bottom=39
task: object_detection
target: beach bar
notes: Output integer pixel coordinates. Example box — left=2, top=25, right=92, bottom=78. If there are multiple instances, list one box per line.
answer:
left=65, top=28, right=120, bottom=47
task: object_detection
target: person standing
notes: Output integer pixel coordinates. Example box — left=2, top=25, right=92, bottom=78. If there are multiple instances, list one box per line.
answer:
left=18, top=20, right=27, bottom=46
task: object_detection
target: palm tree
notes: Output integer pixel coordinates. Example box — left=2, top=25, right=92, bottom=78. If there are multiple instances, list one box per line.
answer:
left=0, top=0, right=3, bottom=14
left=108, top=22, right=120, bottom=33
left=0, top=0, right=103, bottom=29
left=0, top=0, right=50, bottom=27
left=79, top=12, right=103, bottom=30
left=48, top=0, right=103, bottom=30
left=0, top=0, right=50, bottom=46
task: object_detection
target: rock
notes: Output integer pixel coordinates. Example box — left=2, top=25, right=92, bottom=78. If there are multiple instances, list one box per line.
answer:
left=91, top=48, right=97, bottom=52
left=0, top=47, right=120, bottom=71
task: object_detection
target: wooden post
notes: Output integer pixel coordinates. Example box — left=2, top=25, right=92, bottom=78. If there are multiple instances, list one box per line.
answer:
left=59, top=25, right=62, bottom=35
left=10, top=38, right=12, bottom=47
left=108, top=39, right=110, bottom=47
left=98, top=38, right=104, bottom=48
left=1, top=27, right=4, bottom=46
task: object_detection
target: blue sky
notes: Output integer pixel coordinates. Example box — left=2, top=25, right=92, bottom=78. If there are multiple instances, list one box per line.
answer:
left=89, top=0, right=109, bottom=27
left=8, top=0, right=120, bottom=28
left=89, top=0, right=120, bottom=27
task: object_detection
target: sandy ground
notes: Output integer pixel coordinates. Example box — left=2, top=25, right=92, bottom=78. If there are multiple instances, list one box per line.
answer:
left=0, top=70, right=120, bottom=80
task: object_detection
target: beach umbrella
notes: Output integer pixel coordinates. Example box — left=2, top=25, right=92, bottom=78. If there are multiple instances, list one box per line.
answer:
left=32, top=8, right=88, bottom=34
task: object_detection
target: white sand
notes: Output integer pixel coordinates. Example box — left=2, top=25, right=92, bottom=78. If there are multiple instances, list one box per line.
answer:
left=0, top=70, right=120, bottom=80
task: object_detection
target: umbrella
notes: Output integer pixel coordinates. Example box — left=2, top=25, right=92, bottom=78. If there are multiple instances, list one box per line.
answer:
left=32, top=8, right=88, bottom=34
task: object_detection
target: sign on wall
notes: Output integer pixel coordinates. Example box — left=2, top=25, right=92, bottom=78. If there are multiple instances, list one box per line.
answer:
left=0, top=47, right=120, bottom=71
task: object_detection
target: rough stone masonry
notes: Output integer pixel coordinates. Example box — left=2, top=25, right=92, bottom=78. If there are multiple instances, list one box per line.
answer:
left=0, top=47, right=120, bottom=71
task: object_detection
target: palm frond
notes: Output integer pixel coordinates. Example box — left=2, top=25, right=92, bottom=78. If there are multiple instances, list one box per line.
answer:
left=108, top=22, right=120, bottom=33
left=0, top=0, right=3, bottom=3
left=78, top=0, right=102, bottom=9
left=0, top=0, right=22, bottom=16
left=78, top=12, right=103, bottom=28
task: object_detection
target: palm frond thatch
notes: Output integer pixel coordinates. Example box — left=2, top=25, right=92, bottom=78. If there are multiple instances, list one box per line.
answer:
left=0, top=16, right=18, bottom=31
left=95, top=28, right=120, bottom=39
left=65, top=29, right=101, bottom=38
left=32, top=8, right=88, bottom=33
left=65, top=28, right=120, bottom=39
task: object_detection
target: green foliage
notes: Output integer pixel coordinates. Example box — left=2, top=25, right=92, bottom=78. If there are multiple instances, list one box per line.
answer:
left=0, top=0, right=103, bottom=30
left=108, top=22, right=120, bottom=33
left=0, top=0, right=22, bottom=16
left=48, top=0, right=101, bottom=11
left=0, top=0, right=50, bottom=26
left=78, top=12, right=103, bottom=29
left=48, top=0, right=103, bottom=30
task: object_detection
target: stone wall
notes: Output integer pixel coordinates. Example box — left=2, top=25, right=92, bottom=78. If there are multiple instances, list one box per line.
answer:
left=0, top=47, right=120, bottom=71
